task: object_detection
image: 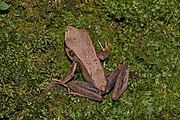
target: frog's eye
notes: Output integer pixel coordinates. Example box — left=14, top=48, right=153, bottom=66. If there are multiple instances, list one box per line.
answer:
left=68, top=50, right=75, bottom=57
left=65, top=29, right=68, bottom=33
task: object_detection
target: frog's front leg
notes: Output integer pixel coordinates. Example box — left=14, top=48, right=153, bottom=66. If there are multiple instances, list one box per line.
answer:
left=52, top=61, right=77, bottom=87
left=106, top=64, right=129, bottom=100
left=97, top=41, right=110, bottom=61
left=97, top=49, right=110, bottom=61
left=66, top=81, right=103, bottom=101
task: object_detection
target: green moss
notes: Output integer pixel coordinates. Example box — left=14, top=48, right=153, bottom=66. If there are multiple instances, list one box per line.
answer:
left=0, top=0, right=179, bottom=119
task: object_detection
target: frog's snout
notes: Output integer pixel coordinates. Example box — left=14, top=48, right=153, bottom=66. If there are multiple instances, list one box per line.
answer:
left=99, top=84, right=106, bottom=91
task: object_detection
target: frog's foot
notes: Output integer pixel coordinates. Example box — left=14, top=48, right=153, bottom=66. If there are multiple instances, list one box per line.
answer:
left=66, top=81, right=103, bottom=101
left=51, top=62, right=77, bottom=88
left=51, top=77, right=68, bottom=88
left=106, top=64, right=129, bottom=100
left=98, top=40, right=109, bottom=51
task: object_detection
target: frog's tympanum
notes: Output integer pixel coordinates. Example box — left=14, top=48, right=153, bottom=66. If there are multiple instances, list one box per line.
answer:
left=52, top=26, right=129, bottom=101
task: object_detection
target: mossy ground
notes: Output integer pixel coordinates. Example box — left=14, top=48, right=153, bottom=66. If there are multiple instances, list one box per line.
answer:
left=0, top=0, right=179, bottom=119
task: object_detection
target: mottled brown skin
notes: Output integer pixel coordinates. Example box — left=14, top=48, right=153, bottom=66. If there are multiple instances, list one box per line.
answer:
left=52, top=26, right=129, bottom=101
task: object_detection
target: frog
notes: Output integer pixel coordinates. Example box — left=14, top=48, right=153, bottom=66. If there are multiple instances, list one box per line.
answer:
left=52, top=26, right=129, bottom=101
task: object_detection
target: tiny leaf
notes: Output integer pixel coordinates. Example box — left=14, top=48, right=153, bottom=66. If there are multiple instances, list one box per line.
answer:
left=0, top=1, right=9, bottom=10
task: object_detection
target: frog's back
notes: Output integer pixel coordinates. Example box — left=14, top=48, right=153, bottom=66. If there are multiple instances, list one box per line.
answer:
left=65, top=26, right=107, bottom=91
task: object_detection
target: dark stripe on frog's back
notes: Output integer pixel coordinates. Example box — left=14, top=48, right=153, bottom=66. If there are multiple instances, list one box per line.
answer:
left=65, top=26, right=107, bottom=90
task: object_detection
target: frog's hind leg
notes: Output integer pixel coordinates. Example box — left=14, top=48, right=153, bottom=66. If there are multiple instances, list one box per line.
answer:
left=52, top=61, right=77, bottom=87
left=66, top=81, right=103, bottom=101
left=106, top=64, right=129, bottom=100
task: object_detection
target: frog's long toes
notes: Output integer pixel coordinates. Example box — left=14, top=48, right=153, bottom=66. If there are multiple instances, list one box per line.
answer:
left=52, top=77, right=63, bottom=84
left=51, top=77, right=58, bottom=81
left=105, top=42, right=110, bottom=50
left=98, top=40, right=105, bottom=50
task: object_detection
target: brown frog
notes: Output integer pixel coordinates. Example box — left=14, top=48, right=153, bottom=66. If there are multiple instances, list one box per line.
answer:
left=52, top=26, right=129, bottom=101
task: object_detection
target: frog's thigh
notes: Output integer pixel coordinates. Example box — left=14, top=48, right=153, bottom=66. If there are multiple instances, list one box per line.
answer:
left=67, top=81, right=102, bottom=101
left=111, top=69, right=129, bottom=100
